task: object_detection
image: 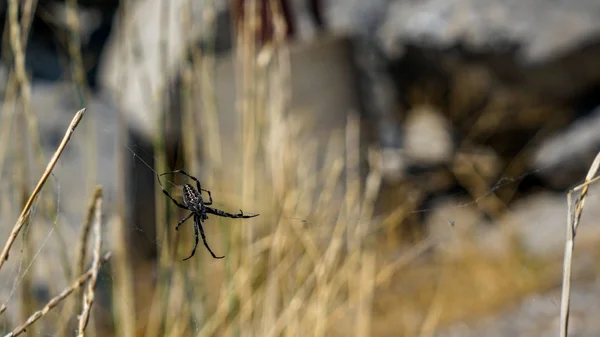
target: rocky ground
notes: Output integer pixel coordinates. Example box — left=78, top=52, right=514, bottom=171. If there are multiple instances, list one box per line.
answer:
left=436, top=279, right=600, bottom=337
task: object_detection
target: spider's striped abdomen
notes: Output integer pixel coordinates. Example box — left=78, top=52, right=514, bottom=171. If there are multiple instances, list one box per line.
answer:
left=182, top=184, right=203, bottom=212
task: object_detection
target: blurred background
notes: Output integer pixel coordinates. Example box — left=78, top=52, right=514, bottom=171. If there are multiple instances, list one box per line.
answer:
left=0, top=0, right=600, bottom=336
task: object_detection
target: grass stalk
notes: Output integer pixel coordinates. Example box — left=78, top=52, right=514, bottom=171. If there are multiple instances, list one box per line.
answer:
left=76, top=187, right=105, bottom=291
left=110, top=87, right=136, bottom=337
left=559, top=151, right=600, bottom=337
left=65, top=0, right=97, bottom=200
left=8, top=0, right=49, bottom=199
left=0, top=75, right=18, bottom=181
left=111, top=2, right=137, bottom=337
left=145, top=1, right=175, bottom=335
left=76, top=187, right=104, bottom=337
left=0, top=108, right=86, bottom=270
left=4, top=252, right=112, bottom=337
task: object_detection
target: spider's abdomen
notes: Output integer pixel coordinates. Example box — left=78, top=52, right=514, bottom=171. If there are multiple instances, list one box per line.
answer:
left=182, top=184, right=203, bottom=212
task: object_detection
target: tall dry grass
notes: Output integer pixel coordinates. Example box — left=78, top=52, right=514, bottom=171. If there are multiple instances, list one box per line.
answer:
left=93, top=1, right=430, bottom=336
left=0, top=1, right=599, bottom=337
left=103, top=1, right=548, bottom=336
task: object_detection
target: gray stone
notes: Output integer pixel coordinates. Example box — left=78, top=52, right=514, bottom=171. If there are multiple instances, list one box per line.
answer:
left=500, top=185, right=600, bottom=257
left=378, top=0, right=600, bottom=63
left=532, top=107, right=600, bottom=189
left=436, top=281, right=600, bottom=337
left=403, top=104, right=454, bottom=166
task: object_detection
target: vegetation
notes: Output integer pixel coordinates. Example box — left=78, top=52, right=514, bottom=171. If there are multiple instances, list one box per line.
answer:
left=0, top=1, right=598, bottom=336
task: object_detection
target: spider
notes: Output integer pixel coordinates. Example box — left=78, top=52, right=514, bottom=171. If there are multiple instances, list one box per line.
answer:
left=157, top=170, right=259, bottom=261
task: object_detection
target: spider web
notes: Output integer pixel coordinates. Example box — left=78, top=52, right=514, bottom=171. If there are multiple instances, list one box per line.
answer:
left=0, top=86, right=596, bottom=336
left=0, top=93, right=596, bottom=334
left=114, top=116, right=583, bottom=249
left=0, top=167, right=76, bottom=333
left=108, top=111, right=595, bottom=337
left=0, top=103, right=117, bottom=335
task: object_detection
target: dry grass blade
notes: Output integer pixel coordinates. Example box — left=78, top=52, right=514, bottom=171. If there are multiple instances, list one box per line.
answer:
left=4, top=252, right=111, bottom=337
left=356, top=252, right=376, bottom=337
left=53, top=185, right=104, bottom=335
left=77, top=188, right=104, bottom=337
left=8, top=0, right=47, bottom=183
left=110, top=4, right=137, bottom=337
left=325, top=237, right=437, bottom=330
left=0, top=108, right=86, bottom=270
left=76, top=186, right=104, bottom=287
left=559, top=151, right=600, bottom=337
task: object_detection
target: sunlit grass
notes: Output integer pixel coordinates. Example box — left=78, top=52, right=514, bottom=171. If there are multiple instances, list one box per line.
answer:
left=0, top=1, right=598, bottom=337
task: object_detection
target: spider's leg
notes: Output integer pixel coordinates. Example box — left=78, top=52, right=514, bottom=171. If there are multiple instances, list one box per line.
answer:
left=161, top=190, right=188, bottom=209
left=155, top=174, right=188, bottom=209
left=201, top=189, right=213, bottom=205
left=160, top=169, right=203, bottom=190
left=206, top=206, right=259, bottom=219
left=197, top=214, right=224, bottom=259
left=158, top=169, right=190, bottom=178
left=182, top=215, right=200, bottom=261
left=175, top=212, right=194, bottom=231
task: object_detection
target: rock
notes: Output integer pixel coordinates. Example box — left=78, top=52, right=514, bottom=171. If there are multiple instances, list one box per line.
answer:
left=376, top=147, right=408, bottom=183
left=436, top=281, right=600, bottom=337
left=499, top=184, right=600, bottom=257
left=376, top=0, right=600, bottom=113
left=425, top=197, right=512, bottom=258
left=378, top=0, right=600, bottom=63
left=403, top=104, right=455, bottom=166
left=97, top=0, right=228, bottom=139
left=531, top=106, right=600, bottom=189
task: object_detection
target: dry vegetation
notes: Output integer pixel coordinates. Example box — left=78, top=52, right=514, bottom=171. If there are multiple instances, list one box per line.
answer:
left=0, top=1, right=599, bottom=337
